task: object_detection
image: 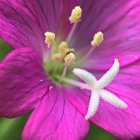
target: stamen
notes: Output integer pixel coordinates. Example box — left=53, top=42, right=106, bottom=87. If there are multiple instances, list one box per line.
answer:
left=53, top=42, right=69, bottom=62
left=67, top=6, right=82, bottom=42
left=82, top=31, right=104, bottom=61
left=52, top=41, right=75, bottom=63
left=58, top=41, right=69, bottom=54
left=64, top=53, right=75, bottom=65
left=44, top=32, right=55, bottom=48
left=91, top=31, right=104, bottom=46
left=61, top=53, right=75, bottom=79
left=69, top=6, right=82, bottom=23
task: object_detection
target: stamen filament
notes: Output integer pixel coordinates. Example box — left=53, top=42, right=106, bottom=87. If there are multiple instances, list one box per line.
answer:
left=66, top=23, right=77, bottom=42
left=67, top=6, right=82, bottom=42
left=81, top=32, right=104, bottom=62
left=81, top=45, right=95, bottom=61
left=61, top=64, right=68, bottom=79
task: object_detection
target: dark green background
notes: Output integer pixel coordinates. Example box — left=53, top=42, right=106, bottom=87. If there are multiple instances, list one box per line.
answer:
left=0, top=40, right=117, bottom=140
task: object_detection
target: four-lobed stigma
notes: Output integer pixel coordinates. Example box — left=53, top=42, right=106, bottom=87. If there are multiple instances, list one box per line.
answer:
left=63, top=59, right=128, bottom=119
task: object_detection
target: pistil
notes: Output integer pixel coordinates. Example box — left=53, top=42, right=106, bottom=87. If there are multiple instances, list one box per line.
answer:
left=62, top=59, right=128, bottom=119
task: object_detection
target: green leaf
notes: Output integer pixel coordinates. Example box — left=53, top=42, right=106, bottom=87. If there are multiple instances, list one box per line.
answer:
left=0, top=40, right=12, bottom=61
left=85, top=123, right=117, bottom=140
left=0, top=114, right=29, bottom=140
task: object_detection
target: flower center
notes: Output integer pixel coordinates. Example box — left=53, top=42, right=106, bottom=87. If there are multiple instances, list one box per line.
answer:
left=40, top=6, right=127, bottom=120
left=43, top=40, right=76, bottom=84
left=42, top=6, right=104, bottom=85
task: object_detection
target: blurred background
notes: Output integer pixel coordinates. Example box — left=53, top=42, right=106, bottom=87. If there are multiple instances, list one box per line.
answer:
left=0, top=39, right=117, bottom=140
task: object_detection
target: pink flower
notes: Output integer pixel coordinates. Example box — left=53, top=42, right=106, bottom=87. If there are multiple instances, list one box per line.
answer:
left=0, top=0, right=140, bottom=140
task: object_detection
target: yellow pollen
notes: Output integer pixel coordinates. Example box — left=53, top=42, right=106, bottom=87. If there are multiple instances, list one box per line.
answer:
left=44, top=32, right=55, bottom=47
left=64, top=53, right=75, bottom=65
left=53, top=41, right=75, bottom=63
left=58, top=41, right=69, bottom=55
left=114, top=58, right=119, bottom=62
left=91, top=31, right=104, bottom=46
left=69, top=6, right=82, bottom=23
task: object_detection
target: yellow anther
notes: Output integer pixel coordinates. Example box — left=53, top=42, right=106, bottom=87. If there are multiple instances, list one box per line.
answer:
left=44, top=32, right=55, bottom=47
left=52, top=41, right=75, bottom=63
left=64, top=53, right=75, bottom=65
left=58, top=41, right=69, bottom=54
left=114, top=58, right=119, bottom=62
left=91, top=32, right=104, bottom=46
left=58, top=42, right=75, bottom=56
left=69, top=6, right=82, bottom=23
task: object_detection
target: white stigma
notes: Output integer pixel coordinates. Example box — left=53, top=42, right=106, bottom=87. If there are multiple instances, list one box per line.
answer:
left=72, top=59, right=128, bottom=120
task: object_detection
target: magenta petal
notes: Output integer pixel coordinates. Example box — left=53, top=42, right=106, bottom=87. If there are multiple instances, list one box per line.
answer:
left=74, top=0, right=140, bottom=70
left=74, top=0, right=140, bottom=47
left=57, top=0, right=77, bottom=40
left=64, top=59, right=140, bottom=139
left=0, top=47, right=51, bottom=118
left=22, top=86, right=90, bottom=140
left=0, top=0, right=63, bottom=50
left=84, top=45, right=140, bottom=71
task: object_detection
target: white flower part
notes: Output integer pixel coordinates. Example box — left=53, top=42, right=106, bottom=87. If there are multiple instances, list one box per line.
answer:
left=73, top=59, right=128, bottom=120
left=73, top=68, right=97, bottom=87
left=95, top=58, right=119, bottom=89
left=99, top=89, right=128, bottom=108
left=85, top=90, right=100, bottom=120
